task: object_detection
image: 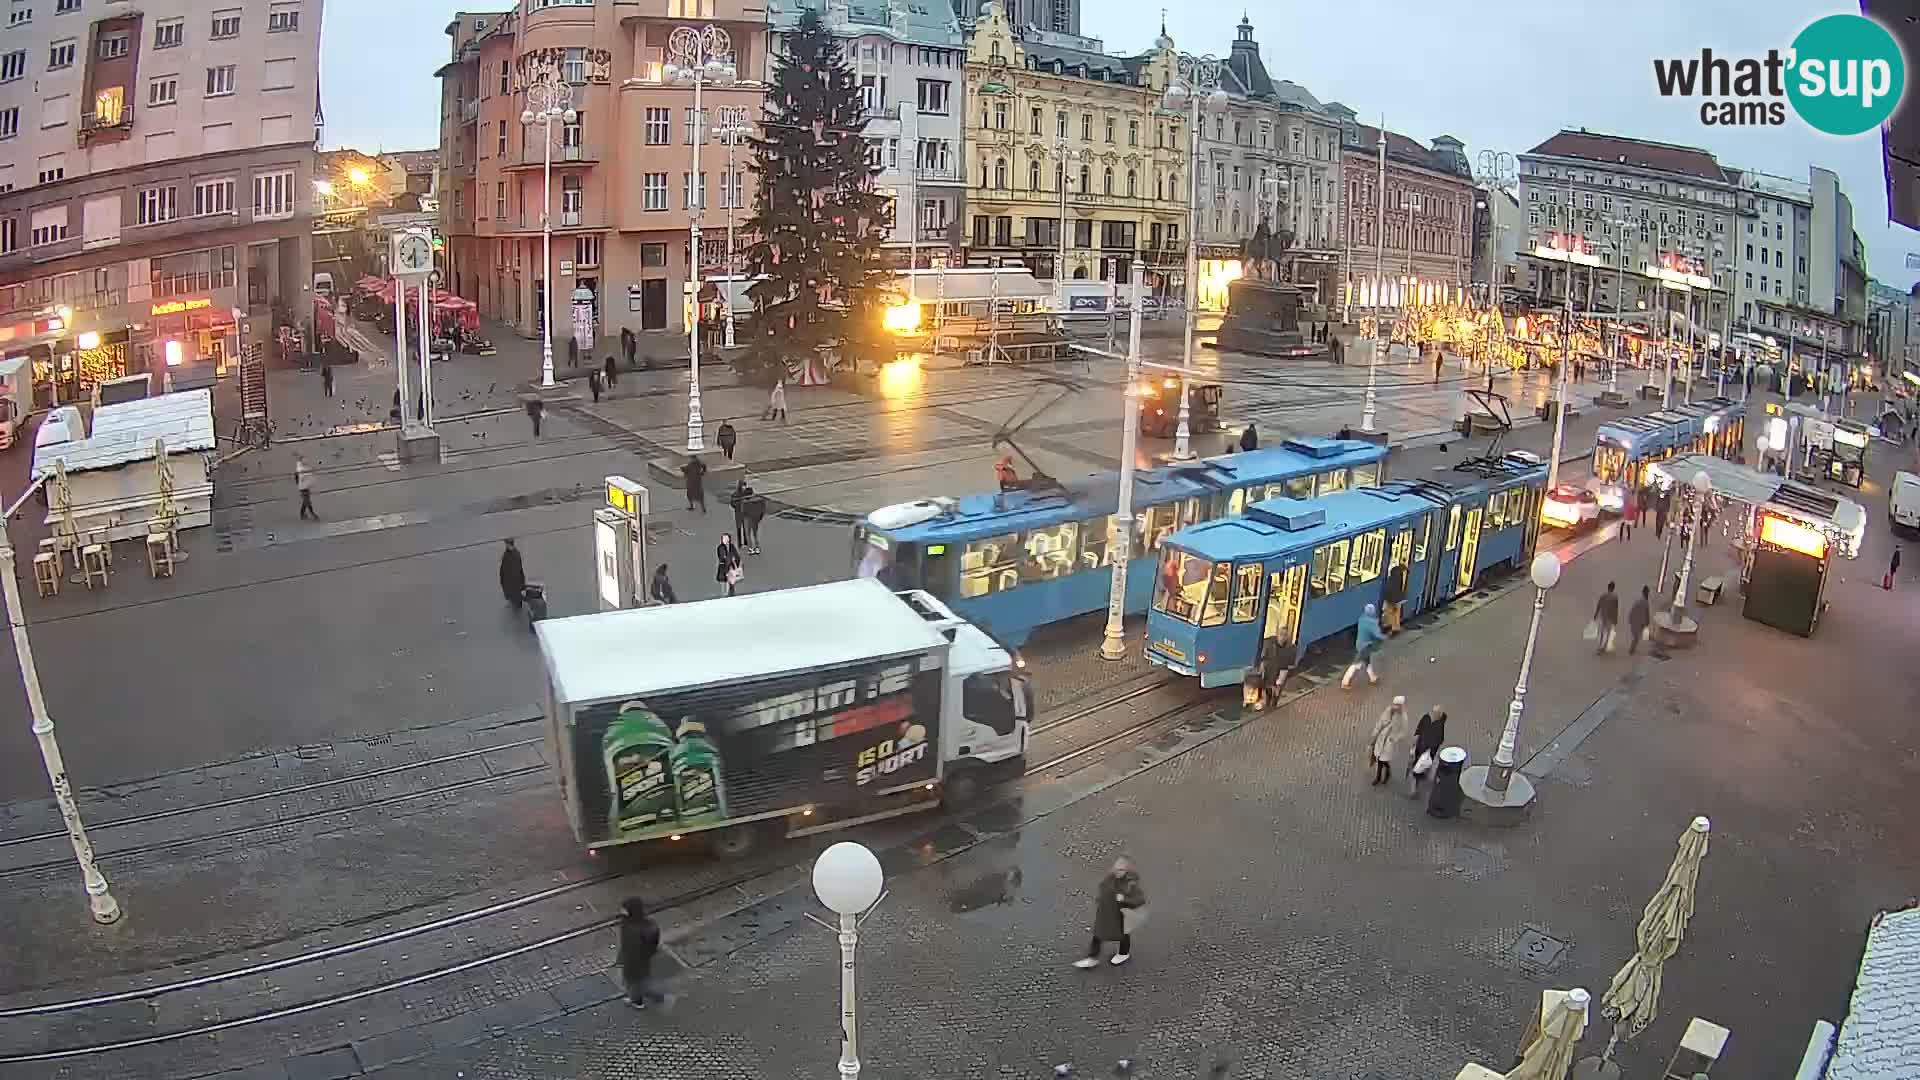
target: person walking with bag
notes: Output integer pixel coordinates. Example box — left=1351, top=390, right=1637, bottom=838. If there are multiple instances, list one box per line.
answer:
left=1627, top=584, right=1653, bottom=655
left=499, top=539, right=527, bottom=608
left=715, top=533, right=743, bottom=596
left=294, top=456, right=319, bottom=520
left=1072, top=856, right=1146, bottom=968
left=1368, top=696, right=1411, bottom=787
left=763, top=380, right=788, bottom=423
left=1341, top=604, right=1385, bottom=688
left=1407, top=706, right=1447, bottom=798
left=1589, top=581, right=1620, bottom=654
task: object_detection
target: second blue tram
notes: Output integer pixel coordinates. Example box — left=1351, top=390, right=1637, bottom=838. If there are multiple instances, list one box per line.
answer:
left=1590, top=397, right=1746, bottom=512
left=851, top=439, right=1389, bottom=645
left=1144, top=452, right=1549, bottom=688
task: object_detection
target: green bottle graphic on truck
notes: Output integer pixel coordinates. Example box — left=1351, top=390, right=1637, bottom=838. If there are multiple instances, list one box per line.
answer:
left=670, top=719, right=727, bottom=824
left=603, top=703, right=678, bottom=833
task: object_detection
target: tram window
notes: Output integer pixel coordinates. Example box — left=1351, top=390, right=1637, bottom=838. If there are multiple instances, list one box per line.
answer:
left=1139, top=504, right=1180, bottom=555
left=1020, top=521, right=1080, bottom=582
left=921, top=544, right=954, bottom=596
left=1230, top=561, right=1264, bottom=622
left=959, top=534, right=1022, bottom=597
left=1594, top=444, right=1626, bottom=485
left=1352, top=461, right=1381, bottom=488
left=1178, top=496, right=1207, bottom=528
left=1445, top=505, right=1462, bottom=551
left=1260, top=481, right=1288, bottom=502
left=1348, top=530, right=1385, bottom=584
left=1079, top=516, right=1116, bottom=569
left=1325, top=539, right=1349, bottom=594
left=1285, top=474, right=1314, bottom=499
left=1228, top=488, right=1246, bottom=515
left=1309, top=544, right=1332, bottom=596
left=1390, top=529, right=1413, bottom=569
left=1200, top=560, right=1233, bottom=627
left=1488, top=491, right=1509, bottom=529
left=1317, top=469, right=1349, bottom=495
left=1152, top=549, right=1213, bottom=624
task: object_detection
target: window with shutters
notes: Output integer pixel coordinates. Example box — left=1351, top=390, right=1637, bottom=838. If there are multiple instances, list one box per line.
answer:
left=137, top=186, right=179, bottom=225
left=252, top=170, right=294, bottom=219
left=194, top=178, right=233, bottom=216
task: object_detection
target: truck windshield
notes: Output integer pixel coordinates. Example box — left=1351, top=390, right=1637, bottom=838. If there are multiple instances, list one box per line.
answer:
left=1152, top=549, right=1229, bottom=625
left=1593, top=442, right=1627, bottom=485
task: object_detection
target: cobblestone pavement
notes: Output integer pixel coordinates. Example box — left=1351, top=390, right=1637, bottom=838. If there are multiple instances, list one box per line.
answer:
left=315, top=466, right=1919, bottom=1080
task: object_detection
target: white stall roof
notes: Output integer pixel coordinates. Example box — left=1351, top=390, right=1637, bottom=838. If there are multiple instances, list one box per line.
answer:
left=1826, top=907, right=1920, bottom=1080
left=32, top=389, right=214, bottom=479
left=535, top=578, right=951, bottom=705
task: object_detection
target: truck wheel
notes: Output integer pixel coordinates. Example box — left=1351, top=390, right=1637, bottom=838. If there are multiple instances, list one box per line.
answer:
left=709, top=823, right=759, bottom=860
left=942, top=766, right=984, bottom=810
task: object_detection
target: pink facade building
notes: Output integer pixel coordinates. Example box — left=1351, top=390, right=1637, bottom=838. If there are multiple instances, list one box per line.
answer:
left=438, top=1, right=768, bottom=358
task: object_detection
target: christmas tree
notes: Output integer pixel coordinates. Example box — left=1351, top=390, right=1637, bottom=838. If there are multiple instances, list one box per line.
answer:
left=738, top=11, right=891, bottom=385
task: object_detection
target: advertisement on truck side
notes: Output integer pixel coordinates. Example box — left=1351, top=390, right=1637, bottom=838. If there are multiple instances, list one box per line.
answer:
left=568, top=653, right=944, bottom=846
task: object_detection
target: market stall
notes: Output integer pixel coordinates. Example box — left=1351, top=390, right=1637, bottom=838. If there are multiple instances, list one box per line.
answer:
left=31, top=389, right=216, bottom=543
left=1649, top=453, right=1864, bottom=638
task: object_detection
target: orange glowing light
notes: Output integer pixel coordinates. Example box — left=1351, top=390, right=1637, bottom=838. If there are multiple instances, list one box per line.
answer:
left=1758, top=514, right=1827, bottom=558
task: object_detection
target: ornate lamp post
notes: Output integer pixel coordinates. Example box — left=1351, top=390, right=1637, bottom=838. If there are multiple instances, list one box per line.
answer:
left=713, top=104, right=751, bottom=350
left=520, top=74, right=575, bottom=389
left=1161, top=50, right=1227, bottom=462
left=665, top=25, right=736, bottom=453
left=1460, top=551, right=1562, bottom=821
left=811, top=842, right=885, bottom=1080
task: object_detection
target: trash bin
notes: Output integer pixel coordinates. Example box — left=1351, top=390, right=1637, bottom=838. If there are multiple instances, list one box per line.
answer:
left=1427, top=745, right=1467, bottom=819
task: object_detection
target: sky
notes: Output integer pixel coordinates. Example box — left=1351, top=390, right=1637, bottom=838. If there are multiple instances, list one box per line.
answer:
left=318, top=0, right=1920, bottom=291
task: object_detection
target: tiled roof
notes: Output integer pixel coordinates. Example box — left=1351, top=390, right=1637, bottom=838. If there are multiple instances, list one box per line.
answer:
left=1526, top=129, right=1730, bottom=184
left=1827, top=907, right=1920, bottom=1080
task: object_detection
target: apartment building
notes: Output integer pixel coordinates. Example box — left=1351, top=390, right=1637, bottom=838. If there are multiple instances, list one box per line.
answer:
left=1332, top=108, right=1475, bottom=311
left=768, top=0, right=968, bottom=268
left=1192, top=17, right=1343, bottom=309
left=960, top=6, right=1186, bottom=288
left=0, top=0, right=322, bottom=403
left=436, top=0, right=768, bottom=352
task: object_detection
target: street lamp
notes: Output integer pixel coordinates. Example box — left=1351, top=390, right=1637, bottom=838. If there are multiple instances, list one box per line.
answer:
left=1053, top=140, right=1090, bottom=315
left=1, top=485, right=120, bottom=924
left=521, top=74, right=576, bottom=389
left=1101, top=271, right=1149, bottom=661
left=1161, top=50, right=1228, bottom=462
left=1673, top=469, right=1712, bottom=612
left=713, top=105, right=752, bottom=350
left=811, top=841, right=885, bottom=1080
left=665, top=25, right=736, bottom=454
left=1463, top=551, right=1561, bottom=819
left=1529, top=239, right=1601, bottom=491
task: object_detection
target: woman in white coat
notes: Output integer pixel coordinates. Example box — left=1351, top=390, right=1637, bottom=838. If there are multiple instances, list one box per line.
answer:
left=1368, top=696, right=1411, bottom=787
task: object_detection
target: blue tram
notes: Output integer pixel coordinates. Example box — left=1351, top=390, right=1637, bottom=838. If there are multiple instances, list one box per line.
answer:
left=851, top=439, right=1390, bottom=646
left=1590, top=397, right=1746, bottom=512
left=1144, top=452, right=1550, bottom=688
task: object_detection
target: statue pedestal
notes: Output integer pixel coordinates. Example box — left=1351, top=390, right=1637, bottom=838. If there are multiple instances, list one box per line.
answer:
left=1216, top=278, right=1329, bottom=359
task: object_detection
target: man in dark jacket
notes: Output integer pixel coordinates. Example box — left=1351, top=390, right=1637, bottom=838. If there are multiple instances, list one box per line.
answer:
left=717, top=421, right=738, bottom=461
left=742, top=487, right=767, bottom=555
left=1381, top=563, right=1408, bottom=634
left=499, top=539, right=526, bottom=608
left=618, top=898, right=664, bottom=1008
left=649, top=564, right=677, bottom=605
left=1238, top=424, right=1258, bottom=452
left=682, top=456, right=707, bottom=512
left=1628, top=585, right=1652, bottom=654
left=1593, top=581, right=1621, bottom=654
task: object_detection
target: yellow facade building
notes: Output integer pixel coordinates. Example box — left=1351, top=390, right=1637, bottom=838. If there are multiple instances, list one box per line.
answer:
left=961, top=4, right=1188, bottom=291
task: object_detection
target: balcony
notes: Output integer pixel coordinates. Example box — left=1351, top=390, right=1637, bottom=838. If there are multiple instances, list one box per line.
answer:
left=78, top=103, right=135, bottom=145
left=503, top=146, right=600, bottom=172
left=914, top=166, right=965, bottom=184
left=459, top=99, right=480, bottom=125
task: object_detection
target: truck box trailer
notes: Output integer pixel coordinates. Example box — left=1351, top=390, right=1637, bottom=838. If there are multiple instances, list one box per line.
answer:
left=535, top=578, right=1031, bottom=857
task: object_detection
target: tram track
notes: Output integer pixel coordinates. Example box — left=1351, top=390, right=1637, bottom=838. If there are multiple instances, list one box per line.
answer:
left=0, top=679, right=1202, bottom=1067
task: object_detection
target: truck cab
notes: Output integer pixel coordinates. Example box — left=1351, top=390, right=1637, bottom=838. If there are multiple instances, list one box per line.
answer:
left=892, top=589, right=1031, bottom=804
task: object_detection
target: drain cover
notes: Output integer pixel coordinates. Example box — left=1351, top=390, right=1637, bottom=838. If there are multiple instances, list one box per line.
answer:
left=1512, top=926, right=1570, bottom=974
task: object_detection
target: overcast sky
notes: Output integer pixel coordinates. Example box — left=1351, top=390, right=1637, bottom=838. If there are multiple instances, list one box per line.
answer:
left=320, top=0, right=1920, bottom=291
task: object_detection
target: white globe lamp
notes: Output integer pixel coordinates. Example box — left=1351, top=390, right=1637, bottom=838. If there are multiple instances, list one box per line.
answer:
left=813, top=841, right=883, bottom=915
left=1529, top=551, right=1562, bottom=592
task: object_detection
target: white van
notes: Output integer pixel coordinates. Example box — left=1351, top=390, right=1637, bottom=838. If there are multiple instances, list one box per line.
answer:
left=1891, top=471, right=1920, bottom=534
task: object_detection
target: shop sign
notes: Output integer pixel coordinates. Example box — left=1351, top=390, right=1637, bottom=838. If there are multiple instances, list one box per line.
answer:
left=152, top=298, right=213, bottom=316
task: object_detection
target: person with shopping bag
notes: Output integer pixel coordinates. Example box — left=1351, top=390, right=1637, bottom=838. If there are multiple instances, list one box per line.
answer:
left=1587, top=581, right=1620, bottom=655
left=1407, top=707, right=1447, bottom=798
left=1073, top=856, right=1147, bottom=969
left=1368, top=696, right=1411, bottom=787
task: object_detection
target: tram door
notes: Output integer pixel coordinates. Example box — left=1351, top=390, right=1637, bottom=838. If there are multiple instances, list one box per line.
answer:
left=1454, top=507, right=1484, bottom=596
left=1430, top=505, right=1464, bottom=607
left=1264, top=564, right=1308, bottom=660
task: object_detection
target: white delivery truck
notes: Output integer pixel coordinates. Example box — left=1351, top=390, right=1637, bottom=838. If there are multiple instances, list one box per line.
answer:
left=535, top=578, right=1032, bottom=857
left=1891, top=471, right=1920, bottom=534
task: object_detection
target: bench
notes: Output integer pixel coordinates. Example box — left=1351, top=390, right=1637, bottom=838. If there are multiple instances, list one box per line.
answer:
left=1695, top=575, right=1725, bottom=606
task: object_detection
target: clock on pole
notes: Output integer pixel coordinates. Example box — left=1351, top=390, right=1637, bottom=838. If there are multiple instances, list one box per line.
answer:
left=390, top=229, right=435, bottom=278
